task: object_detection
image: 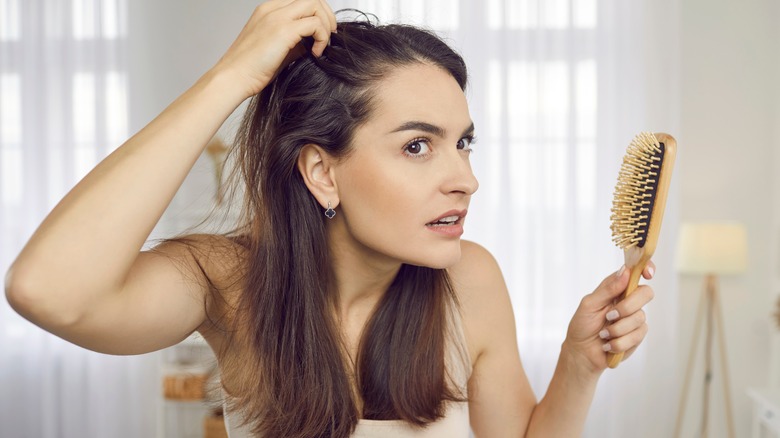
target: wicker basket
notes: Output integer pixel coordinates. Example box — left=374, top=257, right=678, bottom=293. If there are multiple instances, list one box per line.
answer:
left=163, top=373, right=208, bottom=401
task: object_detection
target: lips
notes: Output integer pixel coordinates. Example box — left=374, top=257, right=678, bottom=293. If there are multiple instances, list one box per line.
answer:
left=426, top=209, right=467, bottom=226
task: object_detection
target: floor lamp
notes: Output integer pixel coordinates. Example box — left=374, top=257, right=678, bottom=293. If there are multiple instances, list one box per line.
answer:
left=673, top=222, right=748, bottom=438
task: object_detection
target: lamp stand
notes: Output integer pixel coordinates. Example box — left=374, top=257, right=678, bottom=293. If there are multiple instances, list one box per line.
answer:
left=673, top=274, right=736, bottom=438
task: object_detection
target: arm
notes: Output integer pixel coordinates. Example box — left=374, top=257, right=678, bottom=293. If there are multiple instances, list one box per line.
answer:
left=4, top=0, right=338, bottom=355
left=6, top=68, right=245, bottom=327
left=454, top=240, right=654, bottom=437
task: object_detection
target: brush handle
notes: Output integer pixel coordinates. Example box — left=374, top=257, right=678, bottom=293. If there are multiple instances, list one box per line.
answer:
left=605, top=132, right=675, bottom=369
left=606, top=257, right=646, bottom=368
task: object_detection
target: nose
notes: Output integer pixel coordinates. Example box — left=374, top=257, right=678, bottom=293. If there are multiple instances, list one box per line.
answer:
left=441, top=150, right=479, bottom=196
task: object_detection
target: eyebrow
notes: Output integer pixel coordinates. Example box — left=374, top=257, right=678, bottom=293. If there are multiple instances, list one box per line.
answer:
left=388, top=121, right=475, bottom=138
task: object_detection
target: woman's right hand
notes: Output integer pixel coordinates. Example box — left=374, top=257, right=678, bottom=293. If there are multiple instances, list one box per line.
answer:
left=212, top=0, right=338, bottom=99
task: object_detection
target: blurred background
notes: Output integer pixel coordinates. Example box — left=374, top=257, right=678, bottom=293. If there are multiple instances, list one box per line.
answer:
left=0, top=0, right=778, bottom=437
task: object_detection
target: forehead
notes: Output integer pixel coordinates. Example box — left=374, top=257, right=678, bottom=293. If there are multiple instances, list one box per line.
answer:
left=361, top=63, right=471, bottom=132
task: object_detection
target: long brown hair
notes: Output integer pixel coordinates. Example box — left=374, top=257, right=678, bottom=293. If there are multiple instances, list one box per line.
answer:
left=169, top=15, right=470, bottom=438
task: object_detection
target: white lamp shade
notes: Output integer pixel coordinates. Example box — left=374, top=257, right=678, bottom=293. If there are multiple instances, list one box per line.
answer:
left=675, top=222, right=748, bottom=275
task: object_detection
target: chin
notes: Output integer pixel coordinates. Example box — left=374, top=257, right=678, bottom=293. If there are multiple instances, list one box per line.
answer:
left=406, top=245, right=462, bottom=270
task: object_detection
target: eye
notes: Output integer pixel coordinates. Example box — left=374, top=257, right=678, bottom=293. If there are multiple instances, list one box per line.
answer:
left=458, top=135, right=476, bottom=152
left=403, top=138, right=432, bottom=159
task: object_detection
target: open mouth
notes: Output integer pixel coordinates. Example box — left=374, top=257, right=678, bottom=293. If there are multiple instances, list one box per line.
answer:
left=425, top=209, right=466, bottom=228
left=425, top=215, right=463, bottom=227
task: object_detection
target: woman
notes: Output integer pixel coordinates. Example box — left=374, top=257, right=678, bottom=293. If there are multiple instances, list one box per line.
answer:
left=4, top=0, right=656, bottom=437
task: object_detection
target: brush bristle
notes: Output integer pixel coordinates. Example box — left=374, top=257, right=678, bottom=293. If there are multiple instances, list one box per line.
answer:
left=610, top=132, right=665, bottom=249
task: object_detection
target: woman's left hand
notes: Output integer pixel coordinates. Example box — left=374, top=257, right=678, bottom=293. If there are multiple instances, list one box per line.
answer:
left=563, top=262, right=656, bottom=374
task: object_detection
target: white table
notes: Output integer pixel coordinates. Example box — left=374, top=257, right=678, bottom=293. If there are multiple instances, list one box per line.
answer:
left=748, top=388, right=780, bottom=438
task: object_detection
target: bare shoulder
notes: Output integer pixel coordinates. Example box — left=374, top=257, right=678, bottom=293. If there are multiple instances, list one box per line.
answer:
left=150, top=233, right=246, bottom=289
left=447, top=239, right=508, bottom=307
left=448, top=251, right=535, bottom=435
left=150, top=233, right=248, bottom=328
left=446, top=239, right=515, bottom=363
left=146, top=234, right=249, bottom=355
left=446, top=240, right=503, bottom=292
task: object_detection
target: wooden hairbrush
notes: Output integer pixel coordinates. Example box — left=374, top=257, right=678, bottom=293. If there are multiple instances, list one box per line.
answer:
left=607, top=132, right=677, bottom=368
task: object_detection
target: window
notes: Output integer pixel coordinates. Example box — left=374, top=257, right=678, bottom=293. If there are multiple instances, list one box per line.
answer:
left=0, top=0, right=129, bottom=335
left=346, top=0, right=598, bottom=343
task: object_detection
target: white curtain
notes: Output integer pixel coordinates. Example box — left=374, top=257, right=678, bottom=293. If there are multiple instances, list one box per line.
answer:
left=0, top=0, right=158, bottom=437
left=333, top=0, right=681, bottom=436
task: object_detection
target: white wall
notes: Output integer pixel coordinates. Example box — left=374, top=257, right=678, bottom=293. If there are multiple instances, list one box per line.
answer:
left=128, top=1, right=254, bottom=128
left=127, top=0, right=255, bottom=239
left=678, top=0, right=779, bottom=436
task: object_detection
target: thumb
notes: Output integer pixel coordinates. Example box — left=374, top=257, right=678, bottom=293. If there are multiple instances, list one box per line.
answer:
left=590, top=265, right=630, bottom=308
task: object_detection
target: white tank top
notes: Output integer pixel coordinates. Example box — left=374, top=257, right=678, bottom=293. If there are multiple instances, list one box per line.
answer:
left=223, top=303, right=472, bottom=437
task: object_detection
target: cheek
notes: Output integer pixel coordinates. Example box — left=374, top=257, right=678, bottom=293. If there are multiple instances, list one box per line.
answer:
left=341, top=159, right=421, bottom=234
left=338, top=159, right=462, bottom=268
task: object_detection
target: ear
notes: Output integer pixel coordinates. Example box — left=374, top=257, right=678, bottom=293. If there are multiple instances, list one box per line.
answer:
left=297, top=144, right=339, bottom=210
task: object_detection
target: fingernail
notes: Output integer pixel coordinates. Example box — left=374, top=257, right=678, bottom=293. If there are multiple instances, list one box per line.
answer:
left=606, top=309, right=620, bottom=321
left=602, top=343, right=612, bottom=352
left=648, top=266, right=655, bottom=278
left=599, top=329, right=610, bottom=339
left=615, top=265, right=626, bottom=278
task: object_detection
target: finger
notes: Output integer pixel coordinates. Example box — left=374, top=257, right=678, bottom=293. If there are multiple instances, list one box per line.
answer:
left=609, top=285, right=654, bottom=322
left=279, top=0, right=333, bottom=55
left=259, top=0, right=297, bottom=15
left=603, top=322, right=648, bottom=354
left=315, top=8, right=334, bottom=44
left=276, top=0, right=321, bottom=21
left=642, top=260, right=656, bottom=280
left=244, top=0, right=296, bottom=34
left=293, top=16, right=331, bottom=56
left=584, top=265, right=630, bottom=310
left=602, top=309, right=646, bottom=339
left=308, top=0, right=334, bottom=43
left=319, top=0, right=338, bottom=32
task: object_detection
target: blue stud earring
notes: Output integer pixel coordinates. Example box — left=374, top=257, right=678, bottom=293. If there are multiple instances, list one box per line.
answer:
left=324, top=201, right=336, bottom=219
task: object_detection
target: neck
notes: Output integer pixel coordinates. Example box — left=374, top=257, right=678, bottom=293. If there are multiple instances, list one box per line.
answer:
left=326, top=219, right=402, bottom=321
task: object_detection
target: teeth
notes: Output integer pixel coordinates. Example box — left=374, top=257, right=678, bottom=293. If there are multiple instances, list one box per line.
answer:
left=427, top=216, right=459, bottom=226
